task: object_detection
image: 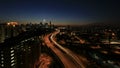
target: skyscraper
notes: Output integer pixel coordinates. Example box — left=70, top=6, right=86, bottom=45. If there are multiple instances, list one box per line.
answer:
left=0, top=23, right=5, bottom=43
left=0, top=37, right=40, bottom=68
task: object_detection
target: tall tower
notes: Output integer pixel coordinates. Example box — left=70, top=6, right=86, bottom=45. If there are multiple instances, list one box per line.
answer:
left=43, top=19, right=46, bottom=23
left=49, top=21, right=51, bottom=28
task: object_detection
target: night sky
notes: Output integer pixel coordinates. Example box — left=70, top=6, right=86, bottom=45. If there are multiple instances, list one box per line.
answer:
left=0, top=0, right=120, bottom=25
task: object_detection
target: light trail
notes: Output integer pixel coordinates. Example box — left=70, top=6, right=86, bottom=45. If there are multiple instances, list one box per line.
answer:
left=50, top=29, right=86, bottom=68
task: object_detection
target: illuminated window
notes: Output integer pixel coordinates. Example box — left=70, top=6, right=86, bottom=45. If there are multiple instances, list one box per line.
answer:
left=1, top=54, right=3, bottom=56
left=1, top=64, right=4, bottom=67
left=11, top=63, right=15, bottom=66
left=11, top=54, right=14, bottom=56
left=10, top=50, right=14, bottom=53
left=11, top=57, right=14, bottom=60
left=11, top=60, right=15, bottom=63
left=1, top=61, right=4, bottom=63
left=11, top=47, right=13, bottom=49
left=1, top=57, right=4, bottom=60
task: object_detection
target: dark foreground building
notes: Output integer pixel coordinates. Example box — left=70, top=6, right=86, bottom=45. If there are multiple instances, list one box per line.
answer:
left=0, top=37, right=40, bottom=68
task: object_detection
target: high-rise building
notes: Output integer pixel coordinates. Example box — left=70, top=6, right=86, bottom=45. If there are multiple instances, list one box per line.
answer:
left=49, top=21, right=51, bottom=28
left=0, top=37, right=40, bottom=68
left=44, top=23, right=49, bottom=28
left=0, top=47, right=16, bottom=68
left=0, top=22, right=20, bottom=43
left=0, top=23, right=6, bottom=43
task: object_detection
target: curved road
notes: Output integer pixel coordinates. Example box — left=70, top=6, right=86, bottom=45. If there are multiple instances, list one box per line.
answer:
left=44, top=30, right=87, bottom=68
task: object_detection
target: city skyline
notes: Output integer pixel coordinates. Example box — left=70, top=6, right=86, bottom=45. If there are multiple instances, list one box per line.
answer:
left=0, top=0, right=120, bottom=68
left=0, top=0, right=120, bottom=25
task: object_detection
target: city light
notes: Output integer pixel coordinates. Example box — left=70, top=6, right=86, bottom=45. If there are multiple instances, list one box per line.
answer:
left=7, top=22, right=18, bottom=27
left=0, top=0, right=120, bottom=67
